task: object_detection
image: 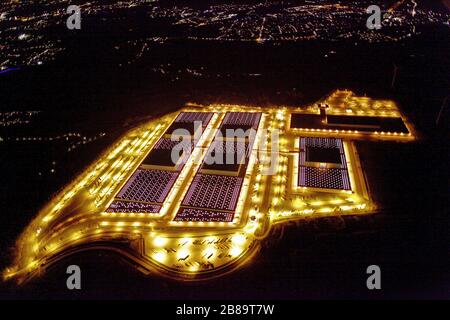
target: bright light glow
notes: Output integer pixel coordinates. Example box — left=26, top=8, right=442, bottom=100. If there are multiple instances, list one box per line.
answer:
left=229, top=247, right=243, bottom=257
left=153, top=237, right=168, bottom=247
left=177, top=249, right=190, bottom=260
left=153, top=252, right=166, bottom=263
left=42, top=215, right=53, bottom=222
left=203, top=247, right=216, bottom=257
left=232, top=234, right=246, bottom=246
left=293, top=198, right=304, bottom=208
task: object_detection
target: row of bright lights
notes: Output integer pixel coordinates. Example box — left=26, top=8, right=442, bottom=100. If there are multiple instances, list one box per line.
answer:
left=20, top=125, right=164, bottom=272
left=293, top=127, right=410, bottom=136
left=150, top=233, right=247, bottom=267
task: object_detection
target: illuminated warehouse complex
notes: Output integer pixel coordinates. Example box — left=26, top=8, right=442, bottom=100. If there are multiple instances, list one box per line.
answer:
left=3, top=90, right=414, bottom=282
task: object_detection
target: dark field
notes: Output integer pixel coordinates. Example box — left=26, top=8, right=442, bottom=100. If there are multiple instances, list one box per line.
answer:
left=0, top=24, right=449, bottom=299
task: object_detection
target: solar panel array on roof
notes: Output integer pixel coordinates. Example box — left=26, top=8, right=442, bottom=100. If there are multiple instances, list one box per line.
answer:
left=298, top=137, right=351, bottom=191
left=182, top=174, right=243, bottom=211
left=107, top=112, right=214, bottom=214
left=175, top=112, right=262, bottom=222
